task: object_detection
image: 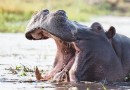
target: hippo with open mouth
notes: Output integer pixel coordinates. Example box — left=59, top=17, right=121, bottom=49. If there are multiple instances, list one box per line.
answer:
left=25, top=9, right=77, bottom=82
left=25, top=9, right=130, bottom=82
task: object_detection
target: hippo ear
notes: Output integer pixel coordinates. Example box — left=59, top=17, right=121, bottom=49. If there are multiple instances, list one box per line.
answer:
left=106, top=26, right=116, bottom=39
left=91, top=22, right=103, bottom=31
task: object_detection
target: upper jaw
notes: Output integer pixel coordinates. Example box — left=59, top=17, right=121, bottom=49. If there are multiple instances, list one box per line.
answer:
left=25, top=9, right=76, bottom=41
left=26, top=22, right=77, bottom=42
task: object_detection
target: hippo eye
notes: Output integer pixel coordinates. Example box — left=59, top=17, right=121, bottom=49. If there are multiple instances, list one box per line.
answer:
left=90, top=26, right=102, bottom=32
left=97, top=26, right=102, bottom=30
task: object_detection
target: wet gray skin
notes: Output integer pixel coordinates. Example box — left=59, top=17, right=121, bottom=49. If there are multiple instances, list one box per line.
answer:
left=69, top=22, right=130, bottom=82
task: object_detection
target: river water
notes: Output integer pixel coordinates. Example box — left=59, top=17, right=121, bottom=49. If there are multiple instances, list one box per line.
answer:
left=0, top=16, right=130, bottom=90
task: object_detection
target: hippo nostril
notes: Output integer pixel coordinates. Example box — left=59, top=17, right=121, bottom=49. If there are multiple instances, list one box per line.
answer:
left=43, top=9, right=49, bottom=13
left=57, top=10, right=66, bottom=15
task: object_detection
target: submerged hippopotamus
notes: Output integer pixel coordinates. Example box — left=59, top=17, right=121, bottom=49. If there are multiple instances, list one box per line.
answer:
left=25, top=9, right=130, bottom=82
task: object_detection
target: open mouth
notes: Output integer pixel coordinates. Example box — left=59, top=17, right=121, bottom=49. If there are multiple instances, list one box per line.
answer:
left=25, top=21, right=77, bottom=82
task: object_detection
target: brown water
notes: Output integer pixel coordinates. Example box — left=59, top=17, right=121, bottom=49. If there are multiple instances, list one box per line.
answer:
left=1, top=16, right=130, bottom=90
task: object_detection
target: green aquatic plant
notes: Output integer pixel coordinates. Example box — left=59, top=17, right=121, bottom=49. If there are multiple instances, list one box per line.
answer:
left=20, top=71, right=27, bottom=76
left=15, top=65, right=21, bottom=71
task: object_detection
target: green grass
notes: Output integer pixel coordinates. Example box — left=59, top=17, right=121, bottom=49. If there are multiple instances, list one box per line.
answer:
left=0, top=0, right=129, bottom=33
left=0, top=12, right=31, bottom=32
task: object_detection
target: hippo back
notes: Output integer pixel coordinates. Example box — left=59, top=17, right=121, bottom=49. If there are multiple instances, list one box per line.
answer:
left=112, top=33, right=130, bottom=75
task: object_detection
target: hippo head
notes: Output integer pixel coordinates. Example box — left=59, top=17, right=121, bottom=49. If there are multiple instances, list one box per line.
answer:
left=25, top=9, right=77, bottom=41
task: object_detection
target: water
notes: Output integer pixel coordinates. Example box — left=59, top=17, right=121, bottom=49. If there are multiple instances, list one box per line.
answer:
left=0, top=16, right=130, bottom=90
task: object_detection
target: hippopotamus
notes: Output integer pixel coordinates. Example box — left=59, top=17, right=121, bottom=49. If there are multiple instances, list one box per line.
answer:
left=25, top=9, right=76, bottom=82
left=25, top=9, right=130, bottom=82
